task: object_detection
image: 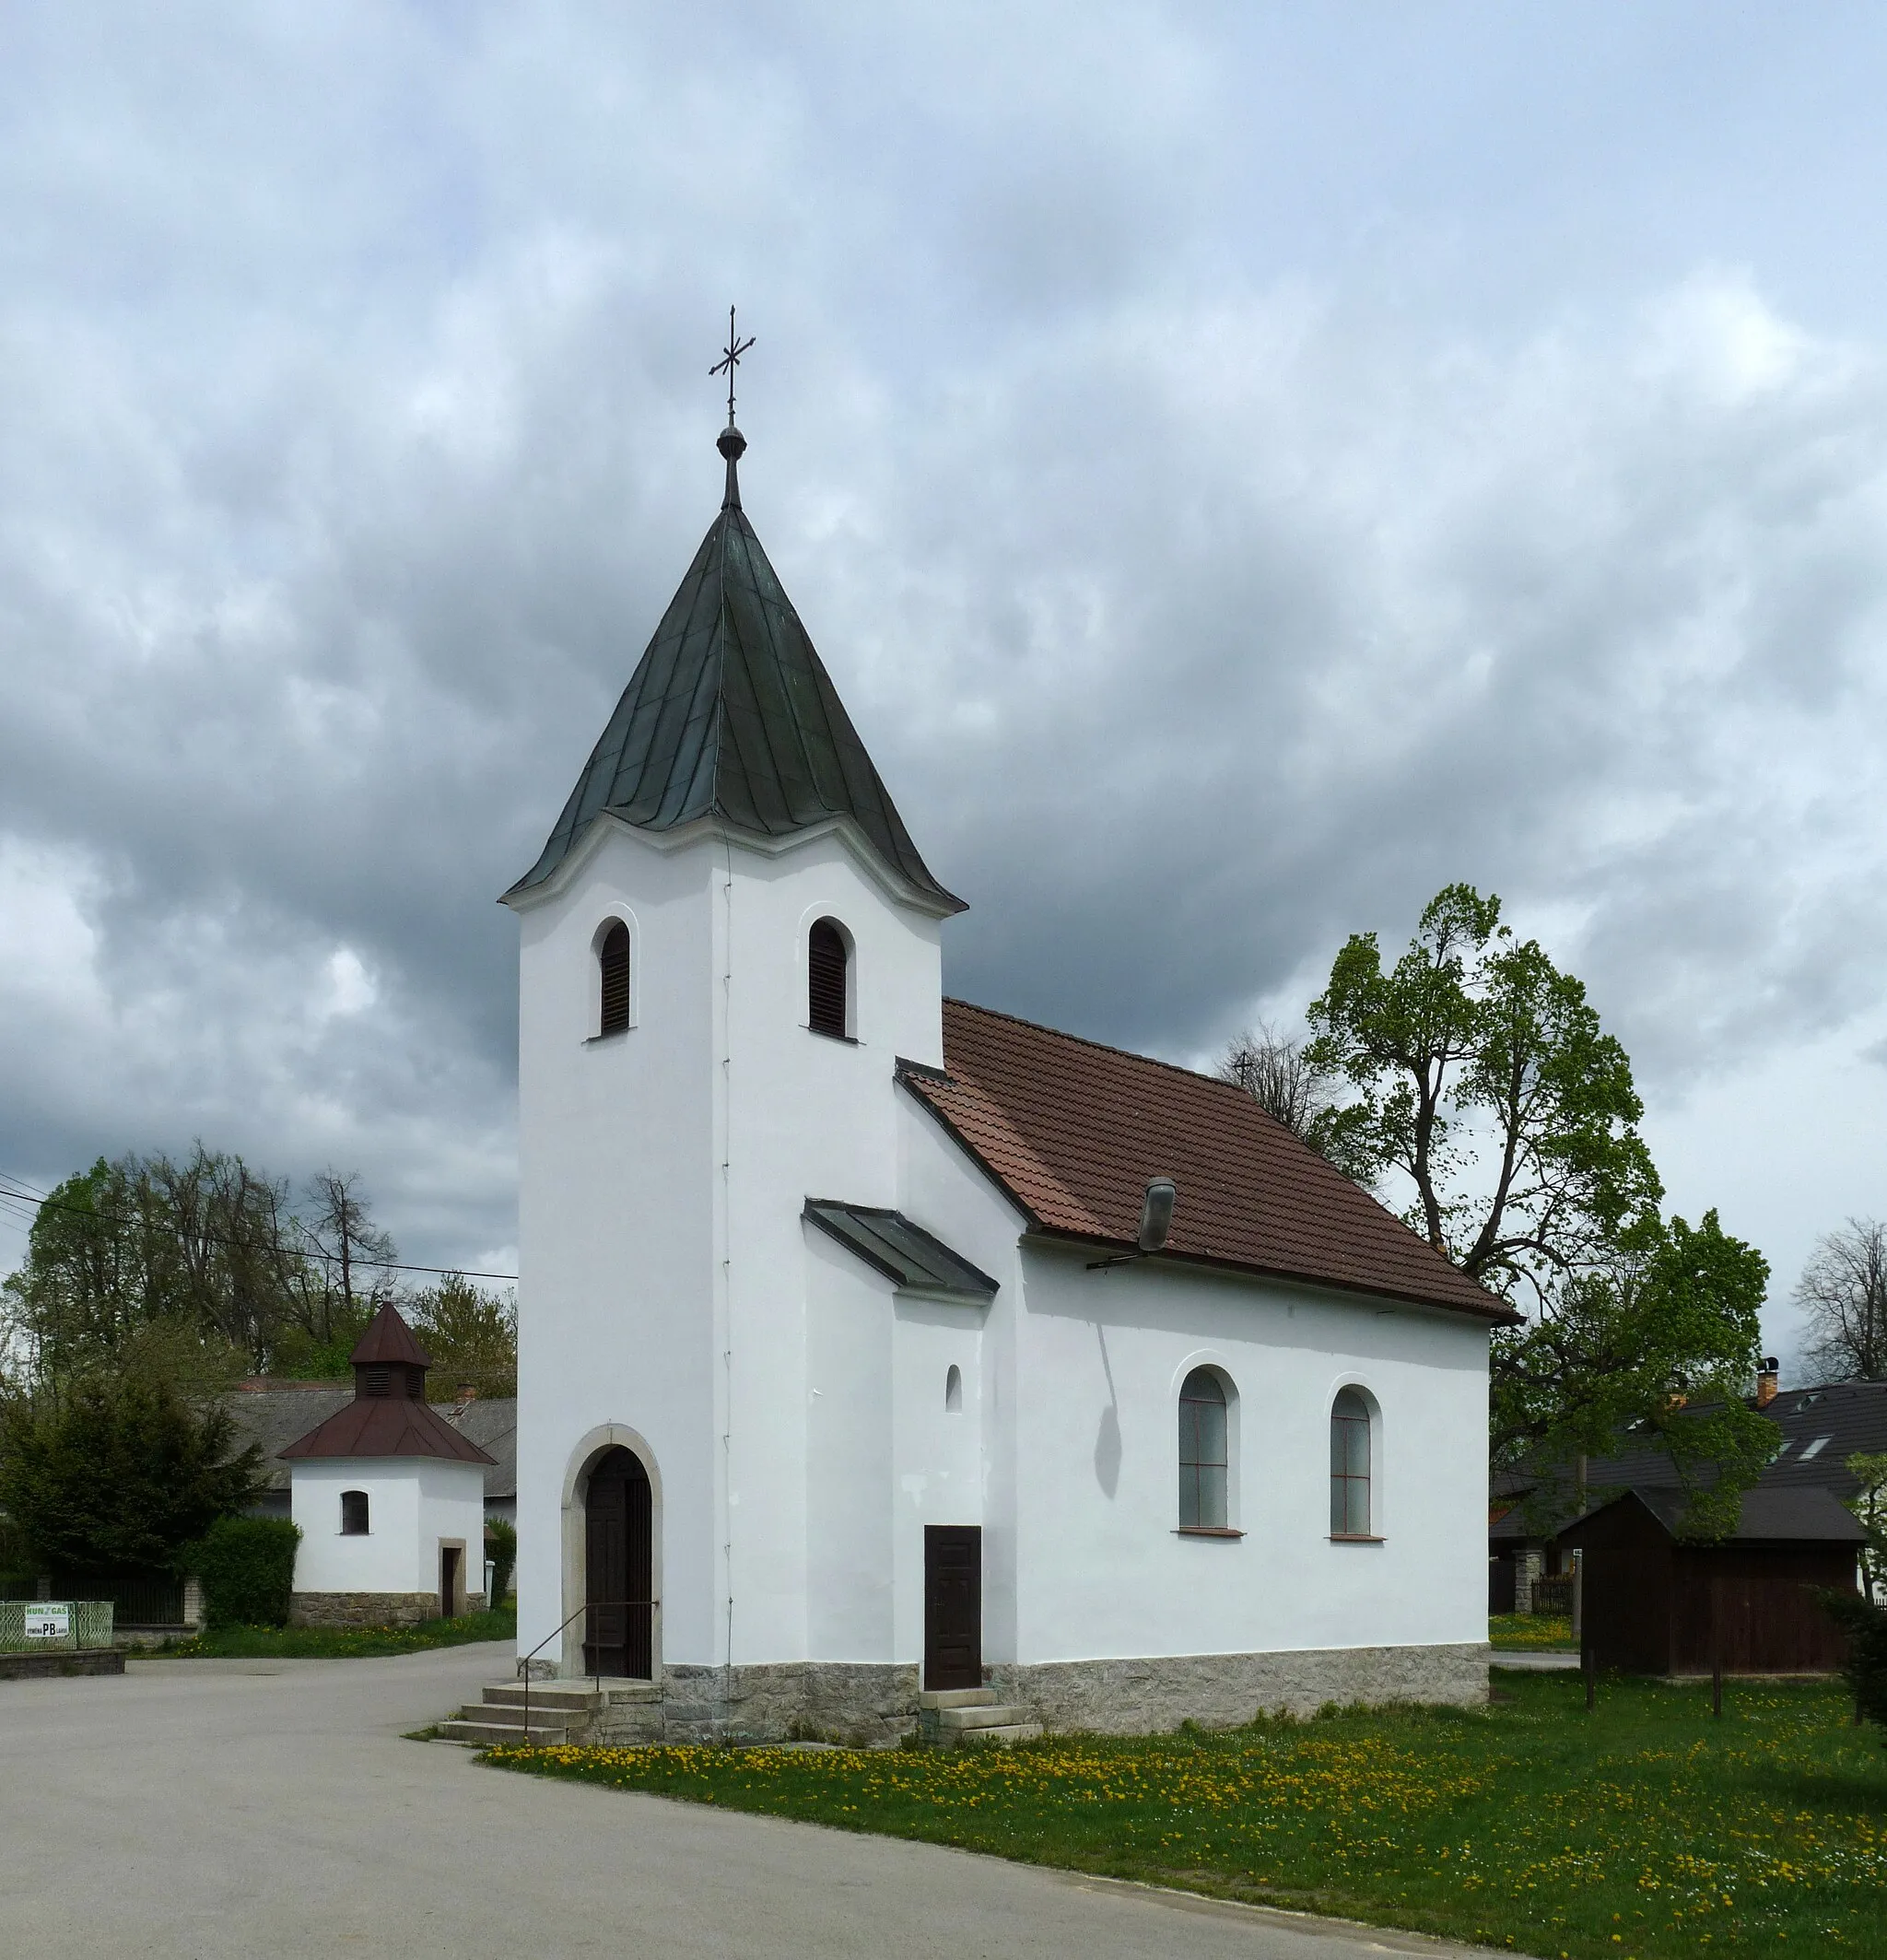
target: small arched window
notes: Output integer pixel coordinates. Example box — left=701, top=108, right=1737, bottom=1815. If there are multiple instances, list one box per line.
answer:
left=340, top=1489, right=369, bottom=1536
left=807, top=918, right=850, bottom=1039
left=1178, top=1367, right=1228, bottom=1530
left=598, top=921, right=632, bottom=1037
left=944, top=1364, right=963, bottom=1413
left=1330, top=1389, right=1372, bottom=1537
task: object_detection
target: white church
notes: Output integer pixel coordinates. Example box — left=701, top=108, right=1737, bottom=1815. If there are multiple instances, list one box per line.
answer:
left=500, top=412, right=1508, bottom=1743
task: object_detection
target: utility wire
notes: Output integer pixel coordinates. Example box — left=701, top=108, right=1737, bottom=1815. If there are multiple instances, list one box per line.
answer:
left=0, top=1173, right=519, bottom=1284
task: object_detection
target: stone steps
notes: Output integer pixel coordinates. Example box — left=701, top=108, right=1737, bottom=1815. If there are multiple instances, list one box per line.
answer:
left=436, top=1680, right=603, bottom=1747
left=917, top=1684, right=1041, bottom=1746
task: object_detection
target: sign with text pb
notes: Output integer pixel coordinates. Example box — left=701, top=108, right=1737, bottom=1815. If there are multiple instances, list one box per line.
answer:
left=25, top=1603, right=70, bottom=1640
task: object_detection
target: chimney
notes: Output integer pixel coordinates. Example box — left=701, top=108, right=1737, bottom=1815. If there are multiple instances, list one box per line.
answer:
left=1756, top=1356, right=1780, bottom=1408
left=455, top=1382, right=477, bottom=1407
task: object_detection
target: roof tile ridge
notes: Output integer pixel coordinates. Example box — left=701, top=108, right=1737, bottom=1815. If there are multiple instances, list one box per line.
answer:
left=943, top=996, right=1277, bottom=1102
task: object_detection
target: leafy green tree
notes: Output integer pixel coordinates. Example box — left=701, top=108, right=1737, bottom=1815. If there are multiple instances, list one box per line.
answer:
left=1846, top=1451, right=1887, bottom=1600
left=1306, top=884, right=1772, bottom=1532
left=0, top=1378, right=264, bottom=1578
left=408, top=1273, right=517, bottom=1402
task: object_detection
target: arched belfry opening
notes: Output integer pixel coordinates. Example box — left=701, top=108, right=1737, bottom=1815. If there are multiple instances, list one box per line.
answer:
left=583, top=1447, right=652, bottom=1678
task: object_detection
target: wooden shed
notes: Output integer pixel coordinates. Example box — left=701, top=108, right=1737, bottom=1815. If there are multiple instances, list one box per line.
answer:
left=1558, top=1486, right=1865, bottom=1675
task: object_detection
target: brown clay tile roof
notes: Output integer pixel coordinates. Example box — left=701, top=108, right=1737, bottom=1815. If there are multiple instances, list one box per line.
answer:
left=278, top=1395, right=495, bottom=1466
left=349, top=1301, right=435, bottom=1367
left=902, top=999, right=1514, bottom=1323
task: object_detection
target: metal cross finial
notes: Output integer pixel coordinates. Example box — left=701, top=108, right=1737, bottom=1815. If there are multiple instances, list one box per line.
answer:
left=710, top=305, right=756, bottom=427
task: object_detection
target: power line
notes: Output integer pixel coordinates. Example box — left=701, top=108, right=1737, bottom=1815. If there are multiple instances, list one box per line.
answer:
left=0, top=1173, right=519, bottom=1284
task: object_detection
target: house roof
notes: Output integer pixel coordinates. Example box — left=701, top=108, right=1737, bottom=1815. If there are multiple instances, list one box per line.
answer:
left=504, top=437, right=964, bottom=914
left=1560, top=1485, right=1867, bottom=1547
left=803, top=1200, right=999, bottom=1304
left=226, top=1387, right=515, bottom=1498
left=277, top=1392, right=496, bottom=1467
left=899, top=999, right=1513, bottom=1322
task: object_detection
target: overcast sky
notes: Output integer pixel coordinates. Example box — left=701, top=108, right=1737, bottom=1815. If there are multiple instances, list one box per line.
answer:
left=4, top=5, right=1886, bottom=1366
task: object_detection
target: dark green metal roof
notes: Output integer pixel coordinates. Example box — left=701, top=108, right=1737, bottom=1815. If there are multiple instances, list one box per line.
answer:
left=803, top=1200, right=998, bottom=1303
left=507, top=451, right=965, bottom=910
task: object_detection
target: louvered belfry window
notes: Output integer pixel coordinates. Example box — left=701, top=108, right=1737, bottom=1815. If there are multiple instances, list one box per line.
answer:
left=598, top=921, right=631, bottom=1036
left=807, top=919, right=850, bottom=1039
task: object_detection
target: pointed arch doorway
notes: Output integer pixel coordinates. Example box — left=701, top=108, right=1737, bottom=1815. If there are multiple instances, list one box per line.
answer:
left=584, top=1446, right=652, bottom=1678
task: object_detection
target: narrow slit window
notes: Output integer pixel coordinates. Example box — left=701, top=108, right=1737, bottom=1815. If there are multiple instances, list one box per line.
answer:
left=340, top=1489, right=369, bottom=1536
left=1178, top=1368, right=1228, bottom=1529
left=807, top=919, right=850, bottom=1038
left=1330, top=1389, right=1372, bottom=1536
left=598, top=921, right=632, bottom=1036
left=944, top=1364, right=963, bottom=1413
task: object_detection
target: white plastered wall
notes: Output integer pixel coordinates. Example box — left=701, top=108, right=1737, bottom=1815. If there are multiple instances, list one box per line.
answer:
left=290, top=1457, right=486, bottom=1597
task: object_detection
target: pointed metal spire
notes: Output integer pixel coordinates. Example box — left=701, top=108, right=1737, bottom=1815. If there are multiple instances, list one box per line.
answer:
left=710, top=305, right=755, bottom=510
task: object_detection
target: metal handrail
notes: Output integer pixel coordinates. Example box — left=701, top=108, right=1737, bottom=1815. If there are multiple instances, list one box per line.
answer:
left=517, top=1598, right=659, bottom=1743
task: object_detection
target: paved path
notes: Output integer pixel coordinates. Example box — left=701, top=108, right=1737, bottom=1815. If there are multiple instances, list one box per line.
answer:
left=0, top=1643, right=1493, bottom=1958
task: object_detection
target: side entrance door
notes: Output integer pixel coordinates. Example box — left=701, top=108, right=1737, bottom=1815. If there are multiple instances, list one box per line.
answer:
left=439, top=1544, right=461, bottom=1620
left=584, top=1447, right=653, bottom=1678
left=923, top=1525, right=981, bottom=1690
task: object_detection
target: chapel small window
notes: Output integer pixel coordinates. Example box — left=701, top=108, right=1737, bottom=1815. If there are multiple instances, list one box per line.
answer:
left=1330, top=1389, right=1373, bottom=1537
left=808, top=918, right=850, bottom=1039
left=340, top=1490, right=369, bottom=1536
left=1178, top=1367, right=1228, bottom=1530
left=945, top=1364, right=963, bottom=1413
left=363, top=1367, right=392, bottom=1398
left=598, top=921, right=632, bottom=1037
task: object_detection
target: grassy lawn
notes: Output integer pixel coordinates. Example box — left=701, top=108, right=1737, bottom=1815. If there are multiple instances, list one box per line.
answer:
left=483, top=1670, right=1887, bottom=1958
left=149, top=1605, right=514, bottom=1660
left=1491, top=1614, right=1577, bottom=1651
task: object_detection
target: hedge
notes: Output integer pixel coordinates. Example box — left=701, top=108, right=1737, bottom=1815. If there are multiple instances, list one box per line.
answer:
left=193, top=1516, right=301, bottom=1628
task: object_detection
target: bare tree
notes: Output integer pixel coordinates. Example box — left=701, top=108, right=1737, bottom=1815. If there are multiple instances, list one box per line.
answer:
left=296, top=1171, right=399, bottom=1346
left=1795, top=1218, right=1887, bottom=1382
left=1215, top=1022, right=1345, bottom=1164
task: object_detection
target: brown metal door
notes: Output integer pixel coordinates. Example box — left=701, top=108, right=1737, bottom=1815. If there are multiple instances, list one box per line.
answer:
left=584, top=1448, right=653, bottom=1677
left=923, top=1525, right=981, bottom=1690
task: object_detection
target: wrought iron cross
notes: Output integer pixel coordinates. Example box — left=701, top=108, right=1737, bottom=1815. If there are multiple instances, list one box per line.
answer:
left=710, top=306, right=756, bottom=426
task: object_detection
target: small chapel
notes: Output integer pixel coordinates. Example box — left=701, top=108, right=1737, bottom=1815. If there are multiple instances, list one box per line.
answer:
left=498, top=390, right=1509, bottom=1743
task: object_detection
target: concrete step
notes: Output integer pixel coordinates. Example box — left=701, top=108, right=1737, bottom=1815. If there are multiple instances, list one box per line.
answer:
left=480, top=1683, right=601, bottom=1712
left=938, top=1702, right=1029, bottom=1731
left=917, top=1687, right=995, bottom=1710
left=947, top=1721, right=1042, bottom=1746
left=457, top=1701, right=585, bottom=1731
left=438, top=1719, right=574, bottom=1747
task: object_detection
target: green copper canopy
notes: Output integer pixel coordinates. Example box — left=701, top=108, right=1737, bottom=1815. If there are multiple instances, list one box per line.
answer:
left=507, top=458, right=965, bottom=912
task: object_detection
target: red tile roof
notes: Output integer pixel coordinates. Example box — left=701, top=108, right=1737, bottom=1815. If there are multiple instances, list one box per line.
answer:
left=901, top=999, right=1514, bottom=1324
left=278, top=1395, right=495, bottom=1466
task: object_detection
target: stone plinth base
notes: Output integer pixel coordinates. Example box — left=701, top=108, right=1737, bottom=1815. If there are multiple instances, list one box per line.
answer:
left=552, top=1644, right=1488, bottom=1746
left=989, top=1643, right=1492, bottom=1734
left=290, top=1592, right=439, bottom=1629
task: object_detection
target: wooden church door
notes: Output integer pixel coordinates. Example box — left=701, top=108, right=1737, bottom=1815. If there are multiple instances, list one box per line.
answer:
left=923, top=1525, right=981, bottom=1690
left=584, top=1448, right=653, bottom=1677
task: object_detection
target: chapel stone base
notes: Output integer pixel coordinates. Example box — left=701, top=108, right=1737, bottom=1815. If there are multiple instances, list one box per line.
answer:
left=290, top=1590, right=487, bottom=1629
left=556, top=1643, right=1489, bottom=1747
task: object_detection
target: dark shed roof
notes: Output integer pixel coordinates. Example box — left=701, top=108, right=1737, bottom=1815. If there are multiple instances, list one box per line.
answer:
left=505, top=452, right=963, bottom=913
left=899, top=1000, right=1512, bottom=1322
left=803, top=1201, right=999, bottom=1303
left=1561, top=1485, right=1866, bottom=1547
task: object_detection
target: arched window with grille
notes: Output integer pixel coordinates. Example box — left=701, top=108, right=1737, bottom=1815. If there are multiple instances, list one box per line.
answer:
left=807, top=918, right=850, bottom=1039
left=1178, top=1367, right=1229, bottom=1530
left=340, top=1489, right=369, bottom=1535
left=597, top=921, right=631, bottom=1037
left=1330, top=1389, right=1373, bottom=1537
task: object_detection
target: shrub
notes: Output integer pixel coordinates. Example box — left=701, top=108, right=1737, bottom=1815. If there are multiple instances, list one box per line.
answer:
left=193, top=1515, right=301, bottom=1628
left=486, top=1517, right=517, bottom=1605
left=1823, top=1590, right=1887, bottom=1740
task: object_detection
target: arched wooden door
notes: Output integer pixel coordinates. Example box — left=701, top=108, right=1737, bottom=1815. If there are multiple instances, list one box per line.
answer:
left=583, top=1447, right=652, bottom=1678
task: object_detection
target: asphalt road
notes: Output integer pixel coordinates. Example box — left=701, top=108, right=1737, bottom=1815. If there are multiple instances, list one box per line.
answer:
left=0, top=1643, right=1494, bottom=1958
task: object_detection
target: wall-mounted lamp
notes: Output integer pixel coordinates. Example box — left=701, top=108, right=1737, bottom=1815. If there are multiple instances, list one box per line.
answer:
left=1089, top=1175, right=1178, bottom=1270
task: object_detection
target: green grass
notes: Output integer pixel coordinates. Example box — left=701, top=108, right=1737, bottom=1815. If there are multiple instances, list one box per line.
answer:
left=1492, top=1614, right=1577, bottom=1651
left=150, top=1606, right=515, bottom=1659
left=482, top=1671, right=1887, bottom=1959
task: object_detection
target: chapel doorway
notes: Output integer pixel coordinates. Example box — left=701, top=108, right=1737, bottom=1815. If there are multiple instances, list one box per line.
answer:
left=439, top=1543, right=462, bottom=1619
left=584, top=1447, right=653, bottom=1677
left=923, top=1525, right=981, bottom=1690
